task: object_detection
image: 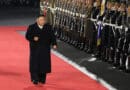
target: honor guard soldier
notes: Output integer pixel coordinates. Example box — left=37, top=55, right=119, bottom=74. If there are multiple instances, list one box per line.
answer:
left=72, top=0, right=79, bottom=46
left=114, top=1, right=127, bottom=69
left=91, top=0, right=101, bottom=55
left=118, top=1, right=128, bottom=70
left=72, top=0, right=80, bottom=48
left=46, top=0, right=55, bottom=26
left=77, top=0, right=86, bottom=50
left=65, top=0, right=70, bottom=41
left=114, top=1, right=123, bottom=67
left=124, top=2, right=130, bottom=72
left=100, top=0, right=115, bottom=62
left=58, top=0, right=64, bottom=40
left=70, top=0, right=78, bottom=45
left=100, top=0, right=111, bottom=61
left=56, top=0, right=63, bottom=39
left=110, top=1, right=122, bottom=66
left=92, top=0, right=102, bottom=59
left=90, top=0, right=101, bottom=56
left=84, top=0, right=94, bottom=53
left=107, top=0, right=118, bottom=63
left=62, top=0, right=69, bottom=42
left=54, top=0, right=60, bottom=38
left=67, top=0, right=74, bottom=44
left=68, top=0, right=74, bottom=43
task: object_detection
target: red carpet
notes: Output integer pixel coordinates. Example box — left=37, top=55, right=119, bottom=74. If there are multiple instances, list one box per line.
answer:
left=0, top=26, right=107, bottom=90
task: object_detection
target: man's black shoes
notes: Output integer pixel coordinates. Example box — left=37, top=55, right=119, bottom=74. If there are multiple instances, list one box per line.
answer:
left=32, top=80, right=38, bottom=85
left=32, top=80, right=46, bottom=85
left=39, top=79, right=46, bottom=84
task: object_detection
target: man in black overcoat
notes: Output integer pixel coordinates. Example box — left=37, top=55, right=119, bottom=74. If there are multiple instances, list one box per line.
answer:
left=26, top=15, right=57, bottom=85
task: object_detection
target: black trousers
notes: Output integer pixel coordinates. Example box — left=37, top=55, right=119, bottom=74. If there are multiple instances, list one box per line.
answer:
left=31, top=72, right=46, bottom=83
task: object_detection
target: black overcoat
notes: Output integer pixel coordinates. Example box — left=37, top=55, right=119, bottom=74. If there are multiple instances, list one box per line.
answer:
left=26, top=23, right=57, bottom=73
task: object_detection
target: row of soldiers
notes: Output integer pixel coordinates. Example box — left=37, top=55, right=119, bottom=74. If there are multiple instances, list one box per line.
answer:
left=94, top=0, right=130, bottom=72
left=54, top=0, right=93, bottom=51
left=40, top=0, right=130, bottom=72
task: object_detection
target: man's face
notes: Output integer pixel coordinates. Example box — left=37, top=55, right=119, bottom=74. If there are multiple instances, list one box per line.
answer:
left=37, top=16, right=46, bottom=26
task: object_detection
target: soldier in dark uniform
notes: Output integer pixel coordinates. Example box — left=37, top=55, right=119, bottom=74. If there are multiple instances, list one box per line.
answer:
left=100, top=0, right=115, bottom=61
left=100, top=0, right=110, bottom=61
left=54, top=0, right=59, bottom=36
left=67, top=0, right=74, bottom=44
left=110, top=1, right=122, bottom=66
left=72, top=0, right=81, bottom=47
left=72, top=0, right=79, bottom=48
left=113, top=1, right=127, bottom=69
left=124, top=1, right=130, bottom=72
left=77, top=0, right=86, bottom=50
left=59, top=0, right=65, bottom=40
left=84, top=0, right=94, bottom=53
left=69, top=0, right=75, bottom=44
left=117, top=1, right=128, bottom=70
left=122, top=26, right=130, bottom=72
left=46, top=0, right=54, bottom=26
left=91, top=0, right=102, bottom=58
left=89, top=0, right=101, bottom=54
left=54, top=0, right=61, bottom=38
left=107, top=1, right=118, bottom=63
left=58, top=0, right=64, bottom=40
left=126, top=1, right=130, bottom=72
left=61, top=0, right=68, bottom=41
left=69, top=0, right=77, bottom=45
left=114, top=1, right=123, bottom=66
left=64, top=0, right=71, bottom=42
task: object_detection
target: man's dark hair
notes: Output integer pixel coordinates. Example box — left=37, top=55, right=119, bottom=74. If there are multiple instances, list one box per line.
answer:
left=37, top=15, right=45, bottom=18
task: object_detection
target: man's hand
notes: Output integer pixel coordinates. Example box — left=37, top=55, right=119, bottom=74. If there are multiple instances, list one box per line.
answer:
left=34, top=36, right=39, bottom=41
left=53, top=45, right=57, bottom=49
